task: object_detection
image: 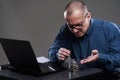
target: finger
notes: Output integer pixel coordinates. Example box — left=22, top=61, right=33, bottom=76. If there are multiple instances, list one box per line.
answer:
left=58, top=55, right=66, bottom=60
left=59, top=48, right=71, bottom=55
left=58, top=53, right=65, bottom=58
left=91, top=50, right=98, bottom=55
left=87, top=55, right=97, bottom=62
left=80, top=56, right=94, bottom=64
left=80, top=58, right=89, bottom=64
left=59, top=48, right=71, bottom=56
left=86, top=57, right=93, bottom=62
left=80, top=59, right=87, bottom=64
left=58, top=51, right=68, bottom=61
left=58, top=53, right=65, bottom=60
left=91, top=50, right=99, bottom=60
left=92, top=49, right=98, bottom=53
left=59, top=57, right=66, bottom=61
left=58, top=50, right=69, bottom=58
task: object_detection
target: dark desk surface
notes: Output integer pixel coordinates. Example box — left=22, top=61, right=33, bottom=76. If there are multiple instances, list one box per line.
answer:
left=0, top=64, right=120, bottom=80
left=0, top=66, right=104, bottom=80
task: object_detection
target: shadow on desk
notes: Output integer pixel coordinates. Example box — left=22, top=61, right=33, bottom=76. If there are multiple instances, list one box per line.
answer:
left=69, top=68, right=103, bottom=80
left=68, top=66, right=120, bottom=80
left=0, top=75, right=17, bottom=80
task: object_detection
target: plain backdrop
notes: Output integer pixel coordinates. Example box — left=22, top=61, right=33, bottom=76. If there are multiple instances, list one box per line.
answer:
left=0, top=0, right=120, bottom=64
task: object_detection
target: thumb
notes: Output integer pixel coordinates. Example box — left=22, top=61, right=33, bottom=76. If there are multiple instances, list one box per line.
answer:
left=91, top=49, right=98, bottom=55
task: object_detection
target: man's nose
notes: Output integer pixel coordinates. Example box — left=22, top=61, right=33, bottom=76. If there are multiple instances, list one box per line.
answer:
left=73, top=28, right=78, bottom=33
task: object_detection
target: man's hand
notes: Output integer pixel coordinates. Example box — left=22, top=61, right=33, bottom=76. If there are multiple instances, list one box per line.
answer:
left=80, top=50, right=99, bottom=64
left=57, top=48, right=71, bottom=61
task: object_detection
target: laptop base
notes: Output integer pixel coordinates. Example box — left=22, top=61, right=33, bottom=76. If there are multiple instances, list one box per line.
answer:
left=3, top=62, right=66, bottom=76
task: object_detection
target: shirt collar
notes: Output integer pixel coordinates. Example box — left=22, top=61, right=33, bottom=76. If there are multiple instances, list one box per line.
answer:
left=86, top=18, right=94, bottom=36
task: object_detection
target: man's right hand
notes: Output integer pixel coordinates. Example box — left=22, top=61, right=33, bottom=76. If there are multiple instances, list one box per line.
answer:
left=57, top=48, right=71, bottom=61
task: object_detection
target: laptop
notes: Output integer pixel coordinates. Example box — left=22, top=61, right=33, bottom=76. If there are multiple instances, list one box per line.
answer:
left=0, top=38, right=66, bottom=76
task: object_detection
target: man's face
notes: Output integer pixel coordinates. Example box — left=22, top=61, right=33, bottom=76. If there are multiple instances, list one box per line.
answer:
left=64, top=10, right=91, bottom=37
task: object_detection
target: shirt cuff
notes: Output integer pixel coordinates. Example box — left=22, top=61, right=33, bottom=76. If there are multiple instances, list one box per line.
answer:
left=98, top=53, right=110, bottom=64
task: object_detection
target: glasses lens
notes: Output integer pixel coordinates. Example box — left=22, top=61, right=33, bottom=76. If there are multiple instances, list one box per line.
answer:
left=67, top=13, right=88, bottom=30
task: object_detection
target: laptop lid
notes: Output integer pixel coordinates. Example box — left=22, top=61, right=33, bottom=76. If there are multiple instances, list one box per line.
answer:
left=0, top=38, right=43, bottom=74
left=0, top=38, right=66, bottom=76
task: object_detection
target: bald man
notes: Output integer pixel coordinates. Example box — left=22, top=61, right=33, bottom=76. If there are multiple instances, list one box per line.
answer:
left=48, top=0, right=120, bottom=73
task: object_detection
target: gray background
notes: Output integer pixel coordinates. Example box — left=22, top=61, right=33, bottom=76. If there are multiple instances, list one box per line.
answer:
left=0, top=0, right=120, bottom=65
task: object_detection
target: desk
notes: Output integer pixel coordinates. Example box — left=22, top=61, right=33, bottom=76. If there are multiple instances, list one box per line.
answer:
left=0, top=66, right=104, bottom=80
left=0, top=65, right=119, bottom=80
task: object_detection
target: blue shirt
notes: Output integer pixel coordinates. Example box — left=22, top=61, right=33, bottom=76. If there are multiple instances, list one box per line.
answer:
left=48, top=18, right=120, bottom=72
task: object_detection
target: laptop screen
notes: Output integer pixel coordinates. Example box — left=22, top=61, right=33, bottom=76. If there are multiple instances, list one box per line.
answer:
left=0, top=38, right=41, bottom=72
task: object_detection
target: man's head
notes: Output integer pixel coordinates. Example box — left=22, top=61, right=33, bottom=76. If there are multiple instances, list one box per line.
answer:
left=64, top=0, right=91, bottom=37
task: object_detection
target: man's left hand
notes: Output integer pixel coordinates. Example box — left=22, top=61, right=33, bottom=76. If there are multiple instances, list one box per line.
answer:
left=80, top=50, right=99, bottom=64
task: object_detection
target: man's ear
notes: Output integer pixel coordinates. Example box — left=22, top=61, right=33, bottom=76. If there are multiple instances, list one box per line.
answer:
left=87, top=12, right=91, bottom=20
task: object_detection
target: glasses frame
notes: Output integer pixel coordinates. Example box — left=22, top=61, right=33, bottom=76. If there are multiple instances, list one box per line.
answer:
left=67, top=13, right=88, bottom=30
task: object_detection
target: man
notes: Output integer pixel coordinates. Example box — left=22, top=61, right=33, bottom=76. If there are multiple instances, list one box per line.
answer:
left=48, top=0, right=120, bottom=72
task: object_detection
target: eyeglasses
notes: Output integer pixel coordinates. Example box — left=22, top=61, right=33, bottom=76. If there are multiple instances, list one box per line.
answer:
left=67, top=13, right=88, bottom=30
